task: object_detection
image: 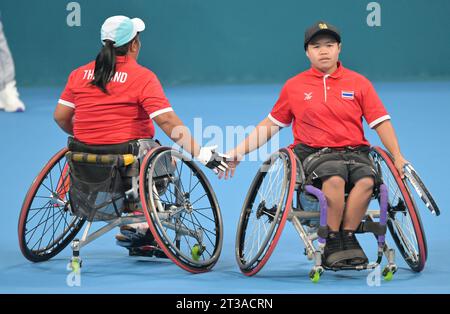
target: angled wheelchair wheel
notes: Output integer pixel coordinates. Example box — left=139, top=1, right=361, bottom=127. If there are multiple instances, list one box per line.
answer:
left=371, top=147, right=427, bottom=272
left=140, top=146, right=223, bottom=273
left=235, top=148, right=297, bottom=276
left=18, top=148, right=85, bottom=262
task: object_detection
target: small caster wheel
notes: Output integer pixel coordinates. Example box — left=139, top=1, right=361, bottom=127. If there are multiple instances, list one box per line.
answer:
left=382, top=266, right=396, bottom=281
left=309, top=268, right=323, bottom=283
left=191, top=244, right=205, bottom=261
left=383, top=271, right=393, bottom=281
left=70, top=258, right=82, bottom=273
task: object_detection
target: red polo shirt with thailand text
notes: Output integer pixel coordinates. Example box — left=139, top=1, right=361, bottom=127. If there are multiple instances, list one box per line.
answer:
left=269, top=62, right=390, bottom=148
left=59, top=56, right=173, bottom=145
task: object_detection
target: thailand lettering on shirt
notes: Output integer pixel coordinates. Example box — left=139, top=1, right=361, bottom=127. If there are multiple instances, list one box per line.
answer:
left=82, top=69, right=128, bottom=83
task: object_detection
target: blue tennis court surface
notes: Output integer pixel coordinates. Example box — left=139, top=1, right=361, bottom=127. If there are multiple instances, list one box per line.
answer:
left=1, top=82, right=449, bottom=293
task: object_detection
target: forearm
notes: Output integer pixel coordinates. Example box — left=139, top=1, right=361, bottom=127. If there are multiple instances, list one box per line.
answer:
left=158, top=114, right=201, bottom=157
left=374, top=120, right=403, bottom=159
left=232, top=117, right=280, bottom=158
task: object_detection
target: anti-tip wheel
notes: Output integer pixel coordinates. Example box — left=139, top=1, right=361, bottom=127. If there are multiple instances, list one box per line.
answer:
left=70, top=258, right=82, bottom=273
left=191, top=244, right=205, bottom=261
left=309, top=268, right=323, bottom=283
left=382, top=265, right=396, bottom=281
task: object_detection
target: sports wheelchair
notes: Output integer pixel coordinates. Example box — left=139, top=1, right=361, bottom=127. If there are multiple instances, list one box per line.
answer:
left=235, top=146, right=440, bottom=282
left=18, top=138, right=223, bottom=274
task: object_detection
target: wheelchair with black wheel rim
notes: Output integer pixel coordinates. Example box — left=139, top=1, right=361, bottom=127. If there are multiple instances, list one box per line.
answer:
left=235, top=147, right=439, bottom=282
left=18, top=138, right=223, bottom=274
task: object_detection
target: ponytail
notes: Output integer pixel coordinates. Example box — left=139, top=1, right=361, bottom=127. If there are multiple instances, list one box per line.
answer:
left=91, top=36, right=138, bottom=94
left=91, top=40, right=116, bottom=93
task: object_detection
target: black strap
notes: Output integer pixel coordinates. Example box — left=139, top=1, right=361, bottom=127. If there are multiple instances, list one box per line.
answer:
left=299, top=146, right=379, bottom=185
left=111, top=197, right=122, bottom=217
left=355, top=221, right=387, bottom=236
left=317, top=226, right=329, bottom=239
left=67, top=137, right=146, bottom=155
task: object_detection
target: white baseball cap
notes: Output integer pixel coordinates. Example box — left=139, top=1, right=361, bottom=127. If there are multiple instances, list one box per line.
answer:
left=101, top=16, right=146, bottom=47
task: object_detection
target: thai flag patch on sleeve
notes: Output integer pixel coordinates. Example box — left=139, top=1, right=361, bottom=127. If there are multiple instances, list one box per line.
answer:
left=341, top=91, right=355, bottom=100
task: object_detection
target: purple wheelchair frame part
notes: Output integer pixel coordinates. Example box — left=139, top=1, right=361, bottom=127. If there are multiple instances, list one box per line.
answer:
left=378, top=183, right=388, bottom=247
left=304, top=183, right=388, bottom=247
left=304, top=185, right=328, bottom=245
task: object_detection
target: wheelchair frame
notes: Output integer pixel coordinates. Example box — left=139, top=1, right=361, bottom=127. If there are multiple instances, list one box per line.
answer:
left=235, top=146, right=439, bottom=282
left=18, top=144, right=223, bottom=274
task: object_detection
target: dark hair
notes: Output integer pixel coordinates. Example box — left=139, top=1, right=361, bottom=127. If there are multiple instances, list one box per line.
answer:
left=90, top=37, right=136, bottom=93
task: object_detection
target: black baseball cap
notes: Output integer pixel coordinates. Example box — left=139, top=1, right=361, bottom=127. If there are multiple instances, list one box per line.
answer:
left=304, top=21, right=341, bottom=50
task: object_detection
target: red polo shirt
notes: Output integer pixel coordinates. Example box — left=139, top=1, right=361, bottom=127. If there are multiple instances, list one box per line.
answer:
left=59, top=56, right=173, bottom=145
left=269, top=62, right=390, bottom=148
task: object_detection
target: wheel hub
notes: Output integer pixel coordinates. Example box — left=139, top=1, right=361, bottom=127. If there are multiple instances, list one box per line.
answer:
left=256, top=200, right=277, bottom=222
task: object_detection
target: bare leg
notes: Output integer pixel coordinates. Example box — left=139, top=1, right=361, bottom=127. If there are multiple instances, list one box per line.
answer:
left=343, top=177, right=374, bottom=231
left=321, top=176, right=346, bottom=232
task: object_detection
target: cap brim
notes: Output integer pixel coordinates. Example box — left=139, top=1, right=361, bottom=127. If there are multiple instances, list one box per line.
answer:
left=131, top=18, right=146, bottom=32
left=309, top=29, right=341, bottom=43
left=304, top=29, right=341, bottom=50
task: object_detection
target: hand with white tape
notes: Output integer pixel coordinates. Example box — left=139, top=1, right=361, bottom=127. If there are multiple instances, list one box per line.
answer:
left=196, top=145, right=229, bottom=174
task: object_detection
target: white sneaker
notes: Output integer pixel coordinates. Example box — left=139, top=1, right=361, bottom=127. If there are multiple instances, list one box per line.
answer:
left=0, top=81, right=25, bottom=112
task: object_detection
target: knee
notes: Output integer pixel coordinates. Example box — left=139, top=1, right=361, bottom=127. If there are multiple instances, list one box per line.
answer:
left=354, top=177, right=375, bottom=192
left=322, top=176, right=346, bottom=190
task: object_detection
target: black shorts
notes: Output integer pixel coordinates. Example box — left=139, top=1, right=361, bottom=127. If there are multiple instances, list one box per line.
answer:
left=294, top=144, right=377, bottom=188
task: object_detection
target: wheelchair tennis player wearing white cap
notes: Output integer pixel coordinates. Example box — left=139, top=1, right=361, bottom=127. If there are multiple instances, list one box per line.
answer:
left=54, top=16, right=228, bottom=258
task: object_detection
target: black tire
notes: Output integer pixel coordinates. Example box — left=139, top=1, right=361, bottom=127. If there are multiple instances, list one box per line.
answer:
left=18, top=149, right=85, bottom=262
left=235, top=148, right=297, bottom=276
left=371, top=147, right=427, bottom=272
left=140, top=147, right=223, bottom=273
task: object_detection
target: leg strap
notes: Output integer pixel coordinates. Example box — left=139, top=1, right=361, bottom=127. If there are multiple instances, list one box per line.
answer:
left=355, top=221, right=387, bottom=236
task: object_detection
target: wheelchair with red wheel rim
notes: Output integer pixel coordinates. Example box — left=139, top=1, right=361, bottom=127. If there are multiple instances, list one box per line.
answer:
left=235, top=147, right=439, bottom=282
left=18, top=138, right=223, bottom=274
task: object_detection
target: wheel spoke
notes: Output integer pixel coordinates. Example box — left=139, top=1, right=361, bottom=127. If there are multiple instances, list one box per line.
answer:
left=146, top=150, right=220, bottom=267
left=374, top=150, right=422, bottom=268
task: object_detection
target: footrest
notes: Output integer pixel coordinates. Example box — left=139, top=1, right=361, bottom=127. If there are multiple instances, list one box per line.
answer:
left=323, top=263, right=373, bottom=272
left=356, top=221, right=387, bottom=236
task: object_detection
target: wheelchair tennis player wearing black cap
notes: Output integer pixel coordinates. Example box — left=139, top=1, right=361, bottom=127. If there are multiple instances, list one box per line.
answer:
left=221, top=21, right=439, bottom=281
